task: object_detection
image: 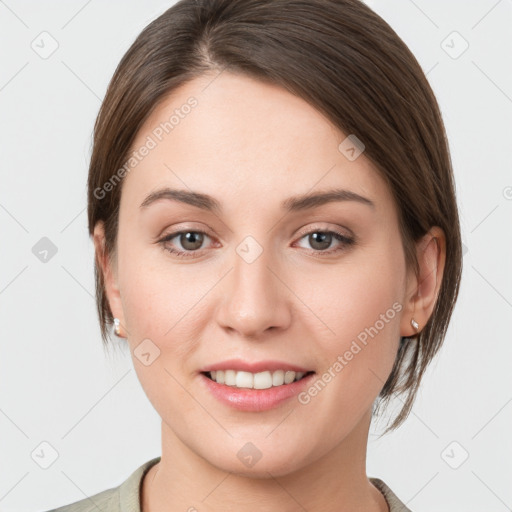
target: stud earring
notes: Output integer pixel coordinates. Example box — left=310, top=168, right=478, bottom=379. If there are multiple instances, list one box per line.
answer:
left=411, top=318, right=419, bottom=332
left=113, top=317, right=122, bottom=337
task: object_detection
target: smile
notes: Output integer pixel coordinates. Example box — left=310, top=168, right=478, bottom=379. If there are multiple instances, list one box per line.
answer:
left=203, top=369, right=315, bottom=389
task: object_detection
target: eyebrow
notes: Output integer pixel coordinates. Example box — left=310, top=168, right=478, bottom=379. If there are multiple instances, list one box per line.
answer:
left=139, top=187, right=375, bottom=213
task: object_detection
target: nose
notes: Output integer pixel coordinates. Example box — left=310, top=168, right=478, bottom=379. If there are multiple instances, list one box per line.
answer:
left=215, top=242, right=292, bottom=339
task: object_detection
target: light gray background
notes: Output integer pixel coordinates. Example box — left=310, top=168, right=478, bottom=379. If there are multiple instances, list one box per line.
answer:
left=1, top=1, right=511, bottom=511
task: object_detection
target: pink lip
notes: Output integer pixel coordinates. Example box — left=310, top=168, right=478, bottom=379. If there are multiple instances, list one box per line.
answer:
left=199, top=372, right=315, bottom=412
left=200, top=359, right=312, bottom=373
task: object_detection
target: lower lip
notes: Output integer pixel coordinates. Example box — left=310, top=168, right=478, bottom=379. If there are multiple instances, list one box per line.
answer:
left=199, top=372, right=315, bottom=412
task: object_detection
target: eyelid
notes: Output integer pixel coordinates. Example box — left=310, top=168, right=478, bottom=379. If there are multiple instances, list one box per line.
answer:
left=155, top=222, right=216, bottom=240
left=157, top=223, right=352, bottom=243
left=292, top=225, right=356, bottom=255
left=157, top=222, right=356, bottom=259
left=294, top=223, right=354, bottom=240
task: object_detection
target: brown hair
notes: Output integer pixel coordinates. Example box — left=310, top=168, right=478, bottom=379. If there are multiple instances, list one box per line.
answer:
left=87, top=0, right=462, bottom=432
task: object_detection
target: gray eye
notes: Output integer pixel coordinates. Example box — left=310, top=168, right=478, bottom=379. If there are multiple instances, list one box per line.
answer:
left=306, top=232, right=333, bottom=251
left=177, top=231, right=205, bottom=251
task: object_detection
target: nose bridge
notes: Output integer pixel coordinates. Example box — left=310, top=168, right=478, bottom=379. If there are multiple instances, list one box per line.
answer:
left=216, top=235, right=290, bottom=337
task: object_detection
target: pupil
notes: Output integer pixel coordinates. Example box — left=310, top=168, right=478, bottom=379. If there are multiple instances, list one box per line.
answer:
left=182, top=232, right=203, bottom=250
left=310, top=232, right=331, bottom=250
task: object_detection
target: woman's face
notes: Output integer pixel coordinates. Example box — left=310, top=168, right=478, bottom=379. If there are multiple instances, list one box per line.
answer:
left=101, top=71, right=416, bottom=476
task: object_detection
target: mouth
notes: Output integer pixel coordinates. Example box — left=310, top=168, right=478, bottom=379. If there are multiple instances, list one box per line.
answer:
left=201, top=369, right=316, bottom=390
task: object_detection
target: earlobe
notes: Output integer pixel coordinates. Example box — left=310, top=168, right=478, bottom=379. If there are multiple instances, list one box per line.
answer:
left=401, top=227, right=446, bottom=337
left=93, top=222, right=127, bottom=338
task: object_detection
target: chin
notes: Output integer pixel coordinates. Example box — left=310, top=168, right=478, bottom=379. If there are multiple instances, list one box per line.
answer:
left=206, top=444, right=311, bottom=479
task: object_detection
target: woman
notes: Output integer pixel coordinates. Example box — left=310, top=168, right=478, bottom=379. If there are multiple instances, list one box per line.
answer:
left=47, top=0, right=462, bottom=510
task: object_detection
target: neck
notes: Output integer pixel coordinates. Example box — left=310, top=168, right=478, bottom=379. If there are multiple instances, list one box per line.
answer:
left=142, top=408, right=388, bottom=512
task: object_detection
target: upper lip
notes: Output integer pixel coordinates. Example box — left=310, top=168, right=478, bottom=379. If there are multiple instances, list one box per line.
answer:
left=200, top=359, right=313, bottom=373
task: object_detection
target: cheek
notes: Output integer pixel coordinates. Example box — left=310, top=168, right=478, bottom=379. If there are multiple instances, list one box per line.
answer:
left=307, top=247, right=404, bottom=389
left=316, top=249, right=402, bottom=325
left=117, top=250, right=208, bottom=416
left=118, top=240, right=213, bottom=364
left=118, top=234, right=184, bottom=330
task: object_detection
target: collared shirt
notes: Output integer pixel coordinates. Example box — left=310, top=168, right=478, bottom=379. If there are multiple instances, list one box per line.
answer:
left=45, top=457, right=412, bottom=511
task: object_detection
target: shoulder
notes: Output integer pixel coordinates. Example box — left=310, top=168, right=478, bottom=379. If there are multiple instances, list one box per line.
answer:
left=41, top=457, right=161, bottom=512
left=42, top=486, right=118, bottom=512
left=369, top=477, right=413, bottom=512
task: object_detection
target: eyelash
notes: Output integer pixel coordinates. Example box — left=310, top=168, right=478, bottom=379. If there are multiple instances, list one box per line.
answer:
left=157, top=227, right=356, bottom=259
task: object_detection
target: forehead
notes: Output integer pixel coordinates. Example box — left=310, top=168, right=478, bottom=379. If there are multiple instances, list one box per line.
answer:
left=122, top=71, right=393, bottom=216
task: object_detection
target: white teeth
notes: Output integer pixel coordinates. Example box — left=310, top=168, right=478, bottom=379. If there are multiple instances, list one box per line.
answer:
left=253, top=371, right=272, bottom=389
left=207, top=369, right=310, bottom=388
left=284, top=371, right=295, bottom=384
left=225, top=370, right=236, bottom=386
left=272, top=370, right=284, bottom=386
left=235, top=371, right=253, bottom=388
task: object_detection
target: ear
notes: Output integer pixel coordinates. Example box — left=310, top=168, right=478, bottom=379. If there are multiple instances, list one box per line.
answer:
left=401, top=226, right=446, bottom=337
left=93, top=221, right=127, bottom=338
